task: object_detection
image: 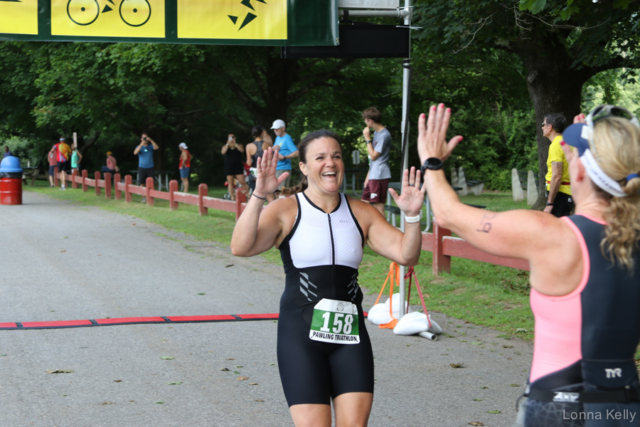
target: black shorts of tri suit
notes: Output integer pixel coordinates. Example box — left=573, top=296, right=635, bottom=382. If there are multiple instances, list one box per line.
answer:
left=277, top=301, right=374, bottom=406
left=549, top=191, right=575, bottom=217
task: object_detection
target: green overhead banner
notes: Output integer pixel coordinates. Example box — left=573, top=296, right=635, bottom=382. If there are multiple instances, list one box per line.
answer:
left=0, top=0, right=338, bottom=46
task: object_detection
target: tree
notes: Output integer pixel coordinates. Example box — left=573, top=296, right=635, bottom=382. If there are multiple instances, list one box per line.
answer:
left=414, top=0, right=640, bottom=207
left=0, top=41, right=388, bottom=183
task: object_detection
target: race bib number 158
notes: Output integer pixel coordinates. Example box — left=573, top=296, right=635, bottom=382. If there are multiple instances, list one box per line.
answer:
left=309, top=299, right=360, bottom=344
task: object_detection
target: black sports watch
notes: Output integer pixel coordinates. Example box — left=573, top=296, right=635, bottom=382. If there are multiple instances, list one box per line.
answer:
left=546, top=202, right=554, bottom=206
left=420, top=157, right=444, bottom=174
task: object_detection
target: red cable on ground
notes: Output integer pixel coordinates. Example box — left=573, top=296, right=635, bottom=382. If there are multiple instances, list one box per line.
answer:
left=0, top=311, right=369, bottom=330
left=0, top=313, right=280, bottom=330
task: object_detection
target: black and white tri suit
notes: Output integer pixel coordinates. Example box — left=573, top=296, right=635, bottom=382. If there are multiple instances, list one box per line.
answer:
left=277, top=191, right=374, bottom=406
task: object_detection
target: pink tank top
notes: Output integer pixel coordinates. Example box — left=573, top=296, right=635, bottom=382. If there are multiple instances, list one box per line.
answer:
left=528, top=215, right=604, bottom=383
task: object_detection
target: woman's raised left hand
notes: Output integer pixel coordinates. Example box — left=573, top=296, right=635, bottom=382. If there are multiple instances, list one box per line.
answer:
left=389, top=167, right=427, bottom=217
left=417, top=104, right=463, bottom=164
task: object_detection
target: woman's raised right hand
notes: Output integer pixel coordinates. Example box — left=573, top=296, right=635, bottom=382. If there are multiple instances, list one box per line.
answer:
left=254, top=147, right=289, bottom=197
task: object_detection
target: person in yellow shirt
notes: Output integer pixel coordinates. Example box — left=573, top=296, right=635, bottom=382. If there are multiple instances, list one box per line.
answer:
left=543, top=113, right=574, bottom=216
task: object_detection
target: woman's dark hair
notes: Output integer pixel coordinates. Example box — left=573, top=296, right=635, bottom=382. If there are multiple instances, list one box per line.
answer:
left=251, top=125, right=264, bottom=139
left=281, top=129, right=341, bottom=196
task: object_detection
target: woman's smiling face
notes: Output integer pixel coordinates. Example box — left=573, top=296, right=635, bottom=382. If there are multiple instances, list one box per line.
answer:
left=300, top=137, right=344, bottom=194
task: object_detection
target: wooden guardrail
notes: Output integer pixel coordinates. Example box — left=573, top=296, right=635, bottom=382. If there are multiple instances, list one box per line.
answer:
left=54, top=169, right=528, bottom=276
left=54, top=168, right=247, bottom=220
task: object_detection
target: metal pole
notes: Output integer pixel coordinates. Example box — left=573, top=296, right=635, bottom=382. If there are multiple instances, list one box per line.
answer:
left=398, top=0, right=412, bottom=319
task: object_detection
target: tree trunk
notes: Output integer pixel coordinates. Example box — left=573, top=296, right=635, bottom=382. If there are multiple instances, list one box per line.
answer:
left=78, top=131, right=102, bottom=155
left=261, top=52, right=295, bottom=127
left=515, top=31, right=592, bottom=209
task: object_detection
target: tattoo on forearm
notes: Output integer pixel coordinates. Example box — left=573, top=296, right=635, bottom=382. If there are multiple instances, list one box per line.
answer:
left=477, top=222, right=492, bottom=233
left=476, top=214, right=497, bottom=233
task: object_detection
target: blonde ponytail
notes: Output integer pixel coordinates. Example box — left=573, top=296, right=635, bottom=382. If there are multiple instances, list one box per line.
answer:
left=592, top=118, right=640, bottom=271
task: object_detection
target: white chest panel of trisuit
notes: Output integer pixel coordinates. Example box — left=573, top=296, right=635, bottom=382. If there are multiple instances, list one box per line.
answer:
left=289, top=193, right=363, bottom=270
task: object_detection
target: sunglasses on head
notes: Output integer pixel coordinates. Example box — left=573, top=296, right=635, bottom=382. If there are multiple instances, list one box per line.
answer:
left=589, top=105, right=638, bottom=124
left=586, top=105, right=640, bottom=156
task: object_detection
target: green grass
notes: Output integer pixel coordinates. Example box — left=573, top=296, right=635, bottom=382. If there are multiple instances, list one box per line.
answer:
left=459, top=192, right=531, bottom=212
left=26, top=181, right=533, bottom=339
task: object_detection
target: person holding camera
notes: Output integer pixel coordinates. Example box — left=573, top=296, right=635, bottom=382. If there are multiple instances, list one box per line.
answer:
left=133, top=133, right=159, bottom=202
left=221, top=134, right=250, bottom=201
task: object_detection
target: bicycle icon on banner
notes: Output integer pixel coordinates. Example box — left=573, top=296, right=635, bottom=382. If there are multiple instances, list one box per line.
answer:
left=67, top=0, right=151, bottom=27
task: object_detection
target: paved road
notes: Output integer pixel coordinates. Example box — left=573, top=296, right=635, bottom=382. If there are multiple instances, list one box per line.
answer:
left=0, top=192, right=533, bottom=427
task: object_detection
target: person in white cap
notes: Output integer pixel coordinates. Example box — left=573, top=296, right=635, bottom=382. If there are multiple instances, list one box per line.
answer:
left=271, top=119, right=298, bottom=196
left=178, top=142, right=192, bottom=193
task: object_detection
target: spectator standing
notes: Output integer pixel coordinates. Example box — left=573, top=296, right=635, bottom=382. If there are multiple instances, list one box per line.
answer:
left=133, top=133, right=159, bottom=203
left=178, top=142, right=191, bottom=193
left=261, top=126, right=273, bottom=146
left=71, top=146, right=82, bottom=175
left=221, top=134, right=249, bottom=201
left=54, top=137, right=71, bottom=190
left=246, top=125, right=274, bottom=203
left=361, top=107, right=392, bottom=216
left=271, top=119, right=299, bottom=196
left=47, top=145, right=57, bottom=187
left=3, top=146, right=12, bottom=158
left=542, top=113, right=574, bottom=216
left=102, top=151, right=118, bottom=174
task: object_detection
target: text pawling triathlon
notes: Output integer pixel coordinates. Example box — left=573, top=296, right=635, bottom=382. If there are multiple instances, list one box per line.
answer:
left=311, top=331, right=358, bottom=342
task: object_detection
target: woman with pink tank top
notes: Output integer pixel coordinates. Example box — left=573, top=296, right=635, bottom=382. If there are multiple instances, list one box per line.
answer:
left=419, top=104, right=640, bottom=426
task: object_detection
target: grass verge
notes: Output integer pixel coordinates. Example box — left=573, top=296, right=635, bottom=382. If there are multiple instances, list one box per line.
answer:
left=27, top=182, right=533, bottom=340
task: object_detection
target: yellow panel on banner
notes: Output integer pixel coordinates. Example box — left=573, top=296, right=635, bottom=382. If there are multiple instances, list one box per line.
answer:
left=51, top=0, right=165, bottom=38
left=177, top=0, right=287, bottom=40
left=0, top=0, right=38, bottom=35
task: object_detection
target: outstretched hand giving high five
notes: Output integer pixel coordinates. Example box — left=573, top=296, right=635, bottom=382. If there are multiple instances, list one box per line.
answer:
left=389, top=167, right=426, bottom=217
left=417, top=104, right=463, bottom=164
left=253, top=147, right=289, bottom=198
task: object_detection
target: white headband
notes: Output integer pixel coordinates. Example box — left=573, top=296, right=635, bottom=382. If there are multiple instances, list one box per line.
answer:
left=580, top=149, right=627, bottom=198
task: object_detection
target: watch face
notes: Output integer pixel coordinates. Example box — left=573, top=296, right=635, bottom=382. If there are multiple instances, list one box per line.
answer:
left=425, top=157, right=443, bottom=170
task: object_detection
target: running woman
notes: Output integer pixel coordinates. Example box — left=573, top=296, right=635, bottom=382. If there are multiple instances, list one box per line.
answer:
left=231, top=130, right=425, bottom=426
left=419, top=104, right=640, bottom=426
